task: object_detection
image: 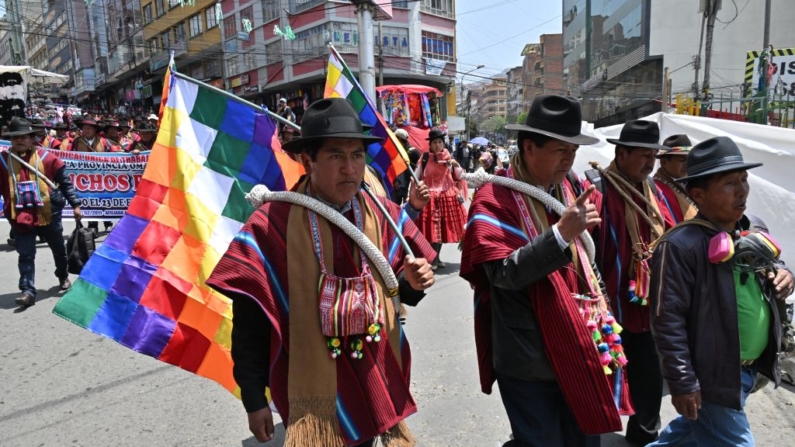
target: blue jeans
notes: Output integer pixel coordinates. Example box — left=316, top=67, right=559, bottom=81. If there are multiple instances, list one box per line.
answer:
left=17, top=213, right=68, bottom=297
left=648, top=366, right=757, bottom=447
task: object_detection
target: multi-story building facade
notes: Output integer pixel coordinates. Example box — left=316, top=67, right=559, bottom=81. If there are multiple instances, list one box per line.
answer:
left=41, top=0, right=96, bottom=104
left=141, top=0, right=223, bottom=110
left=521, top=43, right=541, bottom=111
left=520, top=33, right=564, bottom=113
left=219, top=0, right=457, bottom=121
left=563, top=0, right=794, bottom=127
left=478, top=75, right=507, bottom=121
left=505, top=65, right=524, bottom=120
left=0, top=25, right=13, bottom=66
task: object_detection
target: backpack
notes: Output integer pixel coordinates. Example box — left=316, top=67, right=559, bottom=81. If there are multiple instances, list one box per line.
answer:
left=67, top=222, right=96, bottom=274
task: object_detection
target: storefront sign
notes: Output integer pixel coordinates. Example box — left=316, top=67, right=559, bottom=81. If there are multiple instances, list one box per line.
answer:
left=237, top=31, right=250, bottom=41
left=243, top=85, right=259, bottom=93
left=142, top=85, right=153, bottom=98
left=231, top=74, right=250, bottom=88
left=208, top=79, right=225, bottom=89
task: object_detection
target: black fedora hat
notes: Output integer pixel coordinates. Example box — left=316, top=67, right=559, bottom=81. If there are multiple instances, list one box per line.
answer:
left=80, top=118, right=100, bottom=128
left=53, top=122, right=68, bottom=130
left=134, top=122, right=158, bottom=133
left=3, top=117, right=36, bottom=137
left=505, top=94, right=598, bottom=145
left=30, top=119, right=47, bottom=128
left=657, top=134, right=693, bottom=158
left=677, top=136, right=762, bottom=182
left=282, top=98, right=383, bottom=154
left=607, top=120, right=666, bottom=150
left=426, top=128, right=446, bottom=142
left=103, top=121, right=121, bottom=130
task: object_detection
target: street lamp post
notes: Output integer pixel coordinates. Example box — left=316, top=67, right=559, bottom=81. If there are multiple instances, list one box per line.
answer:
left=461, top=64, right=484, bottom=141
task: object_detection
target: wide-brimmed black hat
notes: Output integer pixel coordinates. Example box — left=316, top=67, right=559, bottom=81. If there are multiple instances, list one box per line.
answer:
left=53, top=122, right=68, bottom=130
left=103, top=121, right=120, bottom=130
left=607, top=120, right=666, bottom=150
left=80, top=118, right=100, bottom=128
left=426, top=128, right=446, bottom=142
left=30, top=119, right=47, bottom=128
left=134, top=123, right=158, bottom=133
left=677, top=136, right=762, bottom=182
left=282, top=98, right=382, bottom=154
left=657, top=134, right=693, bottom=158
left=3, top=117, right=36, bottom=137
left=505, top=94, right=599, bottom=145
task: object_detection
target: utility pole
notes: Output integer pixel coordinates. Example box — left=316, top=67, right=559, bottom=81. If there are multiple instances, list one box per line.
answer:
left=353, top=1, right=377, bottom=102
left=662, top=66, right=670, bottom=113
left=762, top=0, right=772, bottom=123
left=377, top=21, right=384, bottom=87
left=701, top=0, right=721, bottom=109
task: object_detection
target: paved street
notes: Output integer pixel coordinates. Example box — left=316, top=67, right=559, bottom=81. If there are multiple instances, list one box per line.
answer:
left=1, top=220, right=794, bottom=446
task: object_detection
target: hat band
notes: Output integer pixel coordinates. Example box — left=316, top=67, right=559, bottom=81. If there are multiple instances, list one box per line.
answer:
left=525, top=115, right=581, bottom=137
left=303, top=116, right=365, bottom=138
left=689, top=155, right=745, bottom=175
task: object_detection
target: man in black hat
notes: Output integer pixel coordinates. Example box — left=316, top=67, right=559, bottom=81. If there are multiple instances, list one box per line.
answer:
left=53, top=122, right=72, bottom=151
left=31, top=119, right=61, bottom=149
left=460, top=94, right=633, bottom=446
left=591, top=119, right=675, bottom=445
left=205, top=98, right=436, bottom=447
left=0, top=117, right=82, bottom=307
left=648, top=136, right=793, bottom=446
left=131, top=123, right=157, bottom=153
left=70, top=118, right=121, bottom=153
left=653, top=134, right=697, bottom=224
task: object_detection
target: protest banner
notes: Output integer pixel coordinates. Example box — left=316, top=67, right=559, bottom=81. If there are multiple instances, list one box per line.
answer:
left=0, top=141, right=148, bottom=220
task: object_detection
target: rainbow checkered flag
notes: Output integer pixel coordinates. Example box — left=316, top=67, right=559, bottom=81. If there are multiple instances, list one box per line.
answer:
left=325, top=45, right=409, bottom=194
left=53, top=67, right=304, bottom=396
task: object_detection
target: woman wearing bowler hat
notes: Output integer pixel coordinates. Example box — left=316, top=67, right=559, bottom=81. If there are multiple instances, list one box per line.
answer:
left=415, top=128, right=467, bottom=270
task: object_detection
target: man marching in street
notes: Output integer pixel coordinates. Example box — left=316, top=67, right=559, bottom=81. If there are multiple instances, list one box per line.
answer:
left=206, top=98, right=437, bottom=447
left=53, top=122, right=72, bottom=151
left=130, top=122, right=157, bottom=153
left=460, top=95, right=633, bottom=447
left=0, top=117, right=82, bottom=307
left=31, top=119, right=60, bottom=149
left=593, top=120, right=674, bottom=445
left=648, top=136, right=794, bottom=446
left=653, top=134, right=697, bottom=224
left=70, top=118, right=120, bottom=234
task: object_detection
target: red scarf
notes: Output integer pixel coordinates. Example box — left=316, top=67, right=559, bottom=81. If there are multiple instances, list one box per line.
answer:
left=461, top=171, right=632, bottom=434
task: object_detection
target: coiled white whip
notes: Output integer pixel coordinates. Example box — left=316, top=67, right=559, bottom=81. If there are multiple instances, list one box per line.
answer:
left=462, top=168, right=596, bottom=263
left=245, top=184, right=402, bottom=316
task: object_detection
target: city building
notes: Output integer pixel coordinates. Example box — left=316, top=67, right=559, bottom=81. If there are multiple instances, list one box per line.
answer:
left=140, top=0, right=223, bottom=111
left=505, top=65, right=523, bottom=120
left=520, top=33, right=564, bottom=113
left=42, top=0, right=96, bottom=104
left=471, top=75, right=507, bottom=123
left=219, top=0, right=457, bottom=122
left=564, top=0, right=794, bottom=127
left=0, top=24, right=13, bottom=66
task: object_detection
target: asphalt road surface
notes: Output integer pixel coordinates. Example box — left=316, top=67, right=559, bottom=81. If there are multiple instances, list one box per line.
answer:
left=1, top=220, right=793, bottom=446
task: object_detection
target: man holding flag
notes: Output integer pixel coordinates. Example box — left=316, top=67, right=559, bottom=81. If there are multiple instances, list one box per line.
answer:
left=207, top=98, right=437, bottom=447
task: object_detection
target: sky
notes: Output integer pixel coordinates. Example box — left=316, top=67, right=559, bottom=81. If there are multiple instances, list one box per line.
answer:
left=455, top=0, right=563, bottom=83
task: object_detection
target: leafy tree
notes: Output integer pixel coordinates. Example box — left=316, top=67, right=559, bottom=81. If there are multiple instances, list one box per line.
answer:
left=516, top=111, right=528, bottom=126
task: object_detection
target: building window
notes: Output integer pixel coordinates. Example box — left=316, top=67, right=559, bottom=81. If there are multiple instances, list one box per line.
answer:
left=161, top=31, right=170, bottom=49
left=376, top=26, right=409, bottom=57
left=223, top=16, right=237, bottom=40
left=422, top=31, right=454, bottom=62
left=169, top=0, right=181, bottom=10
left=263, top=0, right=279, bottom=22
left=148, top=38, right=159, bottom=55
left=293, top=0, right=323, bottom=13
left=155, top=0, right=165, bottom=17
left=240, top=5, right=254, bottom=29
left=265, top=40, right=283, bottom=64
left=292, top=23, right=328, bottom=63
left=189, top=15, right=202, bottom=38
left=174, top=22, right=186, bottom=43
left=422, top=0, right=454, bottom=18
left=226, top=55, right=239, bottom=77
left=393, top=1, right=409, bottom=8
left=205, top=7, right=218, bottom=29
left=242, top=51, right=256, bottom=71
left=143, top=4, right=152, bottom=24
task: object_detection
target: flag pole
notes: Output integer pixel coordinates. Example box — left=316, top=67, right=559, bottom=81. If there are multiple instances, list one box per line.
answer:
left=170, top=69, right=419, bottom=260
left=328, top=44, right=419, bottom=184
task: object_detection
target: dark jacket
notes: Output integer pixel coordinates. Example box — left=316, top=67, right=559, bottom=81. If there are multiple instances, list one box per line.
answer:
left=650, top=214, right=785, bottom=410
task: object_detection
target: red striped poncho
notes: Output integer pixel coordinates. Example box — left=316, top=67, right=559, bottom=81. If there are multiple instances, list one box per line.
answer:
left=208, top=191, right=436, bottom=445
left=460, top=179, right=633, bottom=435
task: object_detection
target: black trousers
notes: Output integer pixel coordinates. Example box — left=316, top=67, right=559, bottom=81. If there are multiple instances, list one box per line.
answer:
left=497, top=372, right=600, bottom=447
left=622, top=330, right=663, bottom=445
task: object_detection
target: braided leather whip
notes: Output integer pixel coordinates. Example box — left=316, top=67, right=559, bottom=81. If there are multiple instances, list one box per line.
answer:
left=462, top=168, right=596, bottom=263
left=245, top=185, right=403, bottom=316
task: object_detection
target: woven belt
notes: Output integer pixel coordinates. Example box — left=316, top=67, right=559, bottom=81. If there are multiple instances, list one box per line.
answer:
left=741, top=359, right=756, bottom=366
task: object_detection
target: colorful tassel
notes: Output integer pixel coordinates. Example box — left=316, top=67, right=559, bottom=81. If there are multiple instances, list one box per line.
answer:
left=612, top=322, right=623, bottom=335
left=603, top=365, right=613, bottom=375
